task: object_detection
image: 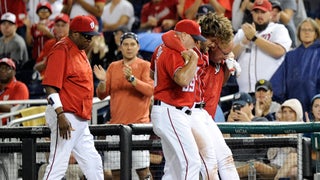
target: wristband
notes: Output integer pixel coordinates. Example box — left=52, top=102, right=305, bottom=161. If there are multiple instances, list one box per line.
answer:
left=47, top=93, right=63, bottom=110
left=251, top=35, right=258, bottom=42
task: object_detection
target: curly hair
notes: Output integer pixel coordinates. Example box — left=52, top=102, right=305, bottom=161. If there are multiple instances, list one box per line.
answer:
left=199, top=12, right=234, bottom=45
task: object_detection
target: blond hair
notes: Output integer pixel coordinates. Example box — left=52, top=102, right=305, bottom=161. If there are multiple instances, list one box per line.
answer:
left=199, top=12, right=234, bottom=45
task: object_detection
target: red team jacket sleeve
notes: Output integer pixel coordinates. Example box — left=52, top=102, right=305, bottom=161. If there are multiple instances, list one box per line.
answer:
left=161, top=49, right=185, bottom=81
left=36, top=39, right=57, bottom=63
left=162, top=30, right=186, bottom=52
left=42, top=45, right=67, bottom=90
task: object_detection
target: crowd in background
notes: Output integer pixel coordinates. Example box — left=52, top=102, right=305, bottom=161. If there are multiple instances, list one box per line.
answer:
left=1, top=0, right=320, bottom=179
left=1, top=0, right=319, bottom=119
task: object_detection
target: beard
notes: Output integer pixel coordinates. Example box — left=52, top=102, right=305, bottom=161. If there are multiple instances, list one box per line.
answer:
left=254, top=22, right=269, bottom=32
left=0, top=78, right=10, bottom=84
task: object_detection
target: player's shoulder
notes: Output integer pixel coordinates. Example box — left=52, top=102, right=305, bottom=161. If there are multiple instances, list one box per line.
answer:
left=161, top=45, right=181, bottom=57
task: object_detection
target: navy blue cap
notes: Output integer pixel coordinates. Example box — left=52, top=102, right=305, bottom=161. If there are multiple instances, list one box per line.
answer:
left=232, top=92, right=253, bottom=106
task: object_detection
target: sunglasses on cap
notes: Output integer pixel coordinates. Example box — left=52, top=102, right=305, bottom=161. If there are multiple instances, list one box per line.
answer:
left=80, top=33, right=94, bottom=41
left=120, top=32, right=139, bottom=44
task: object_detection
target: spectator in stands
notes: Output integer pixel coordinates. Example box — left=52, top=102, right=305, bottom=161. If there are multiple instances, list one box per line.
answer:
left=139, top=0, right=179, bottom=33
left=34, top=13, right=70, bottom=79
left=277, top=0, right=297, bottom=35
left=87, top=34, right=107, bottom=68
left=236, top=98, right=301, bottom=179
left=271, top=98, right=301, bottom=180
left=94, top=32, right=154, bottom=180
left=254, top=79, right=280, bottom=121
left=232, top=0, right=254, bottom=32
left=226, top=92, right=269, bottom=136
left=28, top=0, right=64, bottom=24
left=85, top=16, right=108, bottom=95
left=25, top=2, right=54, bottom=61
left=29, top=13, right=70, bottom=99
left=149, top=133, right=165, bottom=179
left=0, top=58, right=29, bottom=125
left=0, top=0, right=28, bottom=40
left=105, top=26, right=129, bottom=66
left=270, top=0, right=296, bottom=48
left=48, top=0, right=64, bottom=21
left=178, top=0, right=232, bottom=20
left=0, top=12, right=29, bottom=71
left=277, top=98, right=303, bottom=121
left=270, top=0, right=282, bottom=23
left=61, top=0, right=106, bottom=22
left=270, top=18, right=320, bottom=114
left=196, top=4, right=215, bottom=19
left=306, top=94, right=320, bottom=122
left=305, top=94, right=320, bottom=175
left=293, top=0, right=307, bottom=27
left=227, top=92, right=255, bottom=123
left=226, top=92, right=270, bottom=179
left=279, top=0, right=307, bottom=44
left=101, top=0, right=135, bottom=59
left=101, top=0, right=135, bottom=32
left=233, top=0, right=292, bottom=93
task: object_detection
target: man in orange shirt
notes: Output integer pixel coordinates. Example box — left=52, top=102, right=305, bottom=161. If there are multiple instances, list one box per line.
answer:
left=42, top=15, right=103, bottom=180
left=94, top=32, right=154, bottom=179
left=0, top=57, right=29, bottom=125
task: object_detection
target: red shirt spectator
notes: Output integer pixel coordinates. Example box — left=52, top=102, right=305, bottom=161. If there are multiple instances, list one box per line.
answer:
left=26, top=2, right=54, bottom=60
left=0, top=57, right=29, bottom=125
left=140, top=0, right=179, bottom=32
left=0, top=0, right=27, bottom=28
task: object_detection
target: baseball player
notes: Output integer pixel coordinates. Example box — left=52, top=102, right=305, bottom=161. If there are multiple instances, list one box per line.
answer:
left=151, top=20, right=219, bottom=179
left=161, top=12, right=240, bottom=179
left=42, top=15, right=103, bottom=180
left=150, top=19, right=217, bottom=179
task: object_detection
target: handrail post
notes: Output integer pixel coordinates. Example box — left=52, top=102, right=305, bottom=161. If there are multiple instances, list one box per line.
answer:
left=22, top=138, right=37, bottom=180
left=120, top=125, right=132, bottom=180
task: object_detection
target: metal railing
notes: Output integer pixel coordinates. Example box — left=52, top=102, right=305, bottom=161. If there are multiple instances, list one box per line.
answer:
left=0, top=97, right=110, bottom=126
left=0, top=123, right=319, bottom=180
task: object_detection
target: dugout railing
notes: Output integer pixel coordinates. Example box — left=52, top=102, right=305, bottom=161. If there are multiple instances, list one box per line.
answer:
left=1, top=123, right=320, bottom=180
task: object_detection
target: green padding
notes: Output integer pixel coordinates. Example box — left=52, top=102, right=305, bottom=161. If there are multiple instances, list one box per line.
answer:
left=217, top=122, right=320, bottom=134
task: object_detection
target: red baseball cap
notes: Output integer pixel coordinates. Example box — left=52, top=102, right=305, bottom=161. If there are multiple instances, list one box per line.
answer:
left=252, top=0, right=272, bottom=12
left=0, top=58, right=16, bottom=70
left=54, top=13, right=70, bottom=24
left=70, top=15, right=100, bottom=36
left=36, top=2, right=52, bottom=14
left=174, top=19, right=206, bottom=42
